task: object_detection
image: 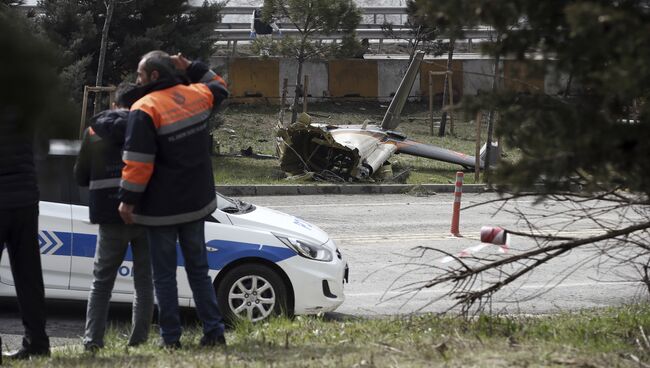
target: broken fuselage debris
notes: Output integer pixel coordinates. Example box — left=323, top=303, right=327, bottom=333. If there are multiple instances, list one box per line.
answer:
left=277, top=51, right=490, bottom=181
left=278, top=121, right=480, bottom=180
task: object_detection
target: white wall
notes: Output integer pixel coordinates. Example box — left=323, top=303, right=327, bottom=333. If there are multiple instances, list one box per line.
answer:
left=377, top=59, right=421, bottom=102
left=544, top=63, right=571, bottom=95
left=279, top=59, right=329, bottom=101
left=462, top=60, right=497, bottom=96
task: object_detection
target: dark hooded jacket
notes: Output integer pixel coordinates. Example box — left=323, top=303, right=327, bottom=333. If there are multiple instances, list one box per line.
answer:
left=74, top=109, right=129, bottom=224
left=0, top=112, right=38, bottom=209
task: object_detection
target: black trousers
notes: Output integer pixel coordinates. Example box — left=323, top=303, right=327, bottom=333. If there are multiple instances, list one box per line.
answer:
left=0, top=204, right=49, bottom=351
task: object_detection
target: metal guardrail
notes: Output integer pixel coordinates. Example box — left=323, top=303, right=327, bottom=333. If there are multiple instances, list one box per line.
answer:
left=215, top=5, right=495, bottom=53
left=220, top=6, right=408, bottom=15
left=217, top=23, right=413, bottom=30
left=213, top=27, right=496, bottom=42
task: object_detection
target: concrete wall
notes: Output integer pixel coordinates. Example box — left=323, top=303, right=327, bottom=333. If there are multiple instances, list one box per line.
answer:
left=463, top=60, right=495, bottom=96
left=377, top=59, right=420, bottom=102
left=228, top=58, right=279, bottom=99
left=211, top=56, right=559, bottom=103
left=279, top=59, right=329, bottom=100
left=503, top=60, right=545, bottom=93
left=328, top=59, right=379, bottom=98
left=544, top=63, right=571, bottom=96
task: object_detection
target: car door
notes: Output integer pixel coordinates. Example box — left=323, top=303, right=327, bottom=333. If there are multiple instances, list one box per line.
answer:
left=68, top=205, right=136, bottom=294
left=0, top=201, right=72, bottom=290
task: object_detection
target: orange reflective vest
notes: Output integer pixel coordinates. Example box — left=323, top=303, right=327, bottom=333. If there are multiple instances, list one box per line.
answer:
left=119, top=63, right=228, bottom=226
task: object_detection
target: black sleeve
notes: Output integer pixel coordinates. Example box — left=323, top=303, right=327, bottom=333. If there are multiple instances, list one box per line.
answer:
left=186, top=61, right=229, bottom=110
left=186, top=61, right=212, bottom=84
left=206, top=79, right=229, bottom=110
left=73, top=129, right=91, bottom=187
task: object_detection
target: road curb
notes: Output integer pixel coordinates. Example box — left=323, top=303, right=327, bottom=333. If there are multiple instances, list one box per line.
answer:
left=215, top=184, right=490, bottom=196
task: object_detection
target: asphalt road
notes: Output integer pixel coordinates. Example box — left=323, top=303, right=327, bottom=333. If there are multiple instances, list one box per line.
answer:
left=1, top=192, right=647, bottom=351
left=243, top=192, right=648, bottom=316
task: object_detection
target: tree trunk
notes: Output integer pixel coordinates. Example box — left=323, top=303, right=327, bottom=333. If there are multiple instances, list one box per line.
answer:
left=93, top=0, right=115, bottom=116
left=484, top=34, right=502, bottom=183
left=291, top=40, right=306, bottom=124
left=290, top=59, right=304, bottom=124
left=438, top=39, right=455, bottom=137
left=563, top=70, right=573, bottom=98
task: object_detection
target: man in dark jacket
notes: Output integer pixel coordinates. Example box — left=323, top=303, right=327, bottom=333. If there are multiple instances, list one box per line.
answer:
left=0, top=114, right=51, bottom=360
left=118, top=51, right=228, bottom=348
left=74, top=83, right=153, bottom=351
left=0, top=4, right=69, bottom=360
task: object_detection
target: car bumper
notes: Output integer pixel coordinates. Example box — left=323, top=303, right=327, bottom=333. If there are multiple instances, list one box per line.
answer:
left=278, top=239, right=347, bottom=315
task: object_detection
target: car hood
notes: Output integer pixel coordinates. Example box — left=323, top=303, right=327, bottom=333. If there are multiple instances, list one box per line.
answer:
left=224, top=205, right=330, bottom=245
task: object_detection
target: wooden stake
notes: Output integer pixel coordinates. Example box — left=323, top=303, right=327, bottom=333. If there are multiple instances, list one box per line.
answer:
left=429, top=72, right=434, bottom=135
left=448, top=71, right=454, bottom=135
left=475, top=111, right=482, bottom=183
left=280, top=78, right=288, bottom=127
left=303, top=75, right=309, bottom=113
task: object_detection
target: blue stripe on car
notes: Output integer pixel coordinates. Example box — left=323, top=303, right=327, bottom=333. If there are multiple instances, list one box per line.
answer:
left=70, top=233, right=96, bottom=258
left=204, top=239, right=296, bottom=269
left=41, top=231, right=296, bottom=270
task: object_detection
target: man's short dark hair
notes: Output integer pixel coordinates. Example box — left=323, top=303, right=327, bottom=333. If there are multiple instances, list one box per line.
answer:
left=115, top=82, right=138, bottom=109
left=140, top=50, right=176, bottom=80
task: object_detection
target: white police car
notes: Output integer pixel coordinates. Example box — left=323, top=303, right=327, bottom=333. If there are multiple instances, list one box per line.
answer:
left=0, top=150, right=348, bottom=323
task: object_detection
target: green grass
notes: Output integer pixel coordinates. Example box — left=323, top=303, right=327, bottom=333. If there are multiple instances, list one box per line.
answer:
left=15, top=305, right=650, bottom=367
left=214, top=102, right=510, bottom=185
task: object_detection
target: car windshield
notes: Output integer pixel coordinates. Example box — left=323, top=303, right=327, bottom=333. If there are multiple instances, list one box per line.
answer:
left=216, top=192, right=254, bottom=214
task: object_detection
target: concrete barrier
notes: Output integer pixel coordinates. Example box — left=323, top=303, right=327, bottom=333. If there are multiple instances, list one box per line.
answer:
left=377, top=59, right=420, bottom=102
left=211, top=56, right=560, bottom=103
left=328, top=59, right=379, bottom=98
left=463, top=59, right=496, bottom=96
left=279, top=59, right=329, bottom=100
left=228, top=57, right=280, bottom=100
left=503, top=60, right=545, bottom=93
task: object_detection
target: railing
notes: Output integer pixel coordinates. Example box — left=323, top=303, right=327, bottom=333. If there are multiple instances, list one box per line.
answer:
left=219, top=6, right=408, bottom=16
left=214, top=27, right=495, bottom=40
left=218, top=5, right=410, bottom=30
left=215, top=6, right=495, bottom=54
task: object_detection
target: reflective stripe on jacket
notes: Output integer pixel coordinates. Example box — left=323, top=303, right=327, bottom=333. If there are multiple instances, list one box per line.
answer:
left=119, top=62, right=228, bottom=226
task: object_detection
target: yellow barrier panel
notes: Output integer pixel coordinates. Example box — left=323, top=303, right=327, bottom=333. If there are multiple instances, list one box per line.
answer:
left=328, top=59, right=378, bottom=98
left=503, top=60, right=545, bottom=93
left=229, top=58, right=280, bottom=100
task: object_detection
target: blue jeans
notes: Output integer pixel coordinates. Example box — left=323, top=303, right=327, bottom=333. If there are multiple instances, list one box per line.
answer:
left=147, top=220, right=224, bottom=344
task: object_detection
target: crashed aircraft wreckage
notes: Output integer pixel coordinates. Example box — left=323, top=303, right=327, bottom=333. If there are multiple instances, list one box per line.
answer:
left=277, top=51, right=495, bottom=181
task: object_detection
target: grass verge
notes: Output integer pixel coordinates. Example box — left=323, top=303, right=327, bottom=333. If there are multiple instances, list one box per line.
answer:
left=13, top=304, right=650, bottom=367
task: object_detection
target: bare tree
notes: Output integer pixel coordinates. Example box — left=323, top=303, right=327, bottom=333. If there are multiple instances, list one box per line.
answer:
left=261, top=0, right=361, bottom=124
left=380, top=0, right=441, bottom=65
left=382, top=189, right=650, bottom=315
left=92, top=0, right=115, bottom=116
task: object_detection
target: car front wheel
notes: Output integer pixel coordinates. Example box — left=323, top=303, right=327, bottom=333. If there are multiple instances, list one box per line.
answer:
left=216, top=263, right=288, bottom=323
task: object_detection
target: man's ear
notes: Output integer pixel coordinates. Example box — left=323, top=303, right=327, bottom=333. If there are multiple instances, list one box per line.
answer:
left=151, top=70, right=160, bottom=81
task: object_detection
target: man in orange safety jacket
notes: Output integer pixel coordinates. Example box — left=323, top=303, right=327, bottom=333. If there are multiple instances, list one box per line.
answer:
left=118, top=50, right=228, bottom=349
